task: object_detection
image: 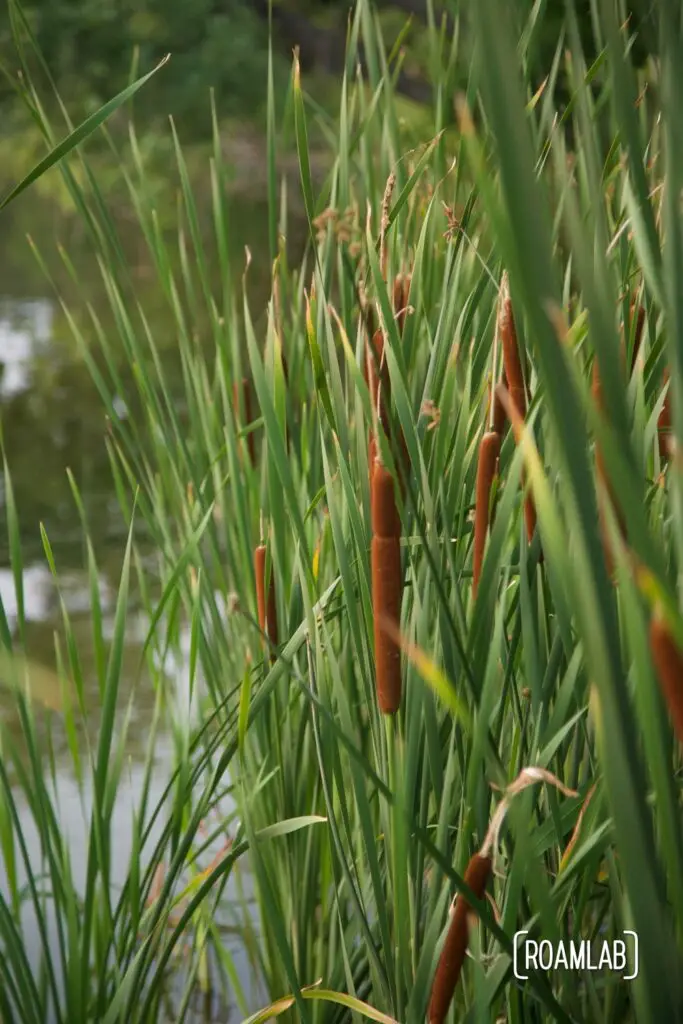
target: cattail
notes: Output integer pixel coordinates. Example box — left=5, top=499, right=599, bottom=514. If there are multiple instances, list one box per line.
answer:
left=372, top=461, right=401, bottom=539
left=490, top=372, right=508, bottom=436
left=371, top=462, right=402, bottom=713
left=523, top=495, right=538, bottom=553
left=368, top=435, right=378, bottom=489
left=498, top=278, right=527, bottom=419
left=649, top=611, right=683, bottom=744
left=233, top=378, right=256, bottom=466
left=472, top=431, right=501, bottom=599
left=366, top=324, right=409, bottom=498
left=254, top=543, right=278, bottom=662
left=659, top=369, right=672, bottom=461
left=428, top=853, right=492, bottom=1024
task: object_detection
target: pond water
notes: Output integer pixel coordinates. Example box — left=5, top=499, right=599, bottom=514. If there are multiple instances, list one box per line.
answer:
left=0, top=177, right=294, bottom=1019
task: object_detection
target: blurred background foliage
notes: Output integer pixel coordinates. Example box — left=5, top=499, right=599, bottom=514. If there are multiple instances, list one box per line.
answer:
left=0, top=0, right=658, bottom=141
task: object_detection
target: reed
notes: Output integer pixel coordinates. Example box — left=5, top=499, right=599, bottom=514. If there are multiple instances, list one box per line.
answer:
left=472, top=430, right=501, bottom=598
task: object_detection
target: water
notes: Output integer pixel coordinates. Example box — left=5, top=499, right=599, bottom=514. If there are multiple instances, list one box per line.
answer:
left=0, top=185, right=286, bottom=1019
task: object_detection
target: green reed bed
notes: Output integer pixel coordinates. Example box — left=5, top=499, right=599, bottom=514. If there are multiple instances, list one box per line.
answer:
left=1, top=0, right=683, bottom=1021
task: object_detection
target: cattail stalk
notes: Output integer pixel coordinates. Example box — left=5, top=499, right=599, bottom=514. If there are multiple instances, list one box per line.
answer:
left=233, top=377, right=256, bottom=466
left=650, top=610, right=683, bottom=744
left=428, top=853, right=492, bottom=1024
left=497, top=278, right=539, bottom=554
left=254, top=543, right=278, bottom=662
left=472, top=431, right=501, bottom=599
left=371, top=462, right=402, bottom=713
left=366, top=324, right=409, bottom=498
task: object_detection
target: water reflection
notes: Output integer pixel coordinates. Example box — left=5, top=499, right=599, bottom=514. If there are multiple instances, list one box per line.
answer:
left=0, top=298, right=54, bottom=398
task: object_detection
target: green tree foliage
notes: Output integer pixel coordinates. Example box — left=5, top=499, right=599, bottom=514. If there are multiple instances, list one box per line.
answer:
left=0, top=0, right=659, bottom=137
left=0, top=0, right=287, bottom=133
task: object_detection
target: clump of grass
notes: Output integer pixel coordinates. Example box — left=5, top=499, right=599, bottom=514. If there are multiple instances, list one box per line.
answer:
left=10, top=0, right=683, bottom=1019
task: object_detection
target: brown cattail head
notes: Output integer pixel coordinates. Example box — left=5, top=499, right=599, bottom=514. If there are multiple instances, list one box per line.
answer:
left=494, top=381, right=542, bottom=561
left=498, top=275, right=527, bottom=419
left=428, top=854, right=492, bottom=1024
left=490, top=371, right=508, bottom=436
left=523, top=494, right=539, bottom=556
left=372, top=535, right=402, bottom=714
left=372, top=462, right=400, bottom=539
left=392, top=273, right=412, bottom=337
left=649, top=611, right=683, bottom=745
left=233, top=377, right=256, bottom=466
left=254, top=543, right=279, bottom=662
left=659, top=369, right=672, bottom=461
left=368, top=435, right=378, bottom=490
left=472, top=431, right=501, bottom=599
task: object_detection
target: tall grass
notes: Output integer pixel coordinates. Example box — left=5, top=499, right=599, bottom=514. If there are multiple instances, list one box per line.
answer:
left=2, top=0, right=683, bottom=1021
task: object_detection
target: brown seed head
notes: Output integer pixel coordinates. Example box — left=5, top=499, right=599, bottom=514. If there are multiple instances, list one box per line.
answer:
left=254, top=544, right=279, bottom=661
left=428, top=854, right=492, bottom=1024
left=371, top=462, right=400, bottom=539
left=372, top=535, right=402, bottom=714
left=498, top=275, right=527, bottom=419
left=472, top=431, right=501, bottom=599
